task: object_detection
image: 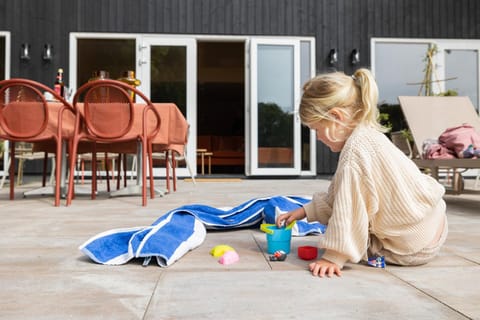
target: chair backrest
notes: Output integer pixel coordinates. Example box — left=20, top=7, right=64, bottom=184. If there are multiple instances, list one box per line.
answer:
left=74, top=80, right=135, bottom=139
left=73, top=79, right=161, bottom=141
left=0, top=79, right=50, bottom=139
left=398, top=96, right=480, bottom=159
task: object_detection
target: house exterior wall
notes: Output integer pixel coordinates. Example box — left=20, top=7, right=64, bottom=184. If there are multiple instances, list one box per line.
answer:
left=1, top=0, right=479, bottom=174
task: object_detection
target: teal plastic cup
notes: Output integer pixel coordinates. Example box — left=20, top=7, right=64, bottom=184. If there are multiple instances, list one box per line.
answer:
left=265, top=226, right=292, bottom=254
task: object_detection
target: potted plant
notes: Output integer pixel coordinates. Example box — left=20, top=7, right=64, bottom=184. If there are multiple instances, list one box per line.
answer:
left=378, top=103, right=416, bottom=157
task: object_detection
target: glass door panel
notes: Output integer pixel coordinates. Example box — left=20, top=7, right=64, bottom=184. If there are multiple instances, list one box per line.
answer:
left=1, top=32, right=9, bottom=176
left=300, top=40, right=316, bottom=175
left=139, top=37, right=197, bottom=177
left=248, top=38, right=301, bottom=175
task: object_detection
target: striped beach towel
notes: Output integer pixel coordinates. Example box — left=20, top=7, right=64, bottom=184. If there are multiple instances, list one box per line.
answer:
left=79, top=195, right=326, bottom=267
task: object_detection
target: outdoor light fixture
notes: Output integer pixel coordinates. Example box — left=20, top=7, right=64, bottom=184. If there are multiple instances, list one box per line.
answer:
left=328, top=49, right=338, bottom=66
left=20, top=43, right=31, bottom=61
left=328, top=49, right=338, bottom=65
left=351, top=48, right=360, bottom=65
left=42, top=44, right=53, bottom=61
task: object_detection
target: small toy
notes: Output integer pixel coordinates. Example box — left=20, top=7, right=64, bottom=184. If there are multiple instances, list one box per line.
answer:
left=297, top=246, right=318, bottom=260
left=269, top=250, right=287, bottom=261
left=367, top=255, right=386, bottom=268
left=218, top=250, right=240, bottom=265
left=210, top=244, right=235, bottom=257
left=260, top=223, right=294, bottom=254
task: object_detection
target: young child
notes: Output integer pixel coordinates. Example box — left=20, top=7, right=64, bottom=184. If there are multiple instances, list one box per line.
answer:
left=276, top=68, right=448, bottom=278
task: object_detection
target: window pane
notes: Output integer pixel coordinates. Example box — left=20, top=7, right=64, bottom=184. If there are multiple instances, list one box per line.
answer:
left=77, top=39, right=135, bottom=87
left=300, top=41, right=311, bottom=171
left=257, top=44, right=294, bottom=168
left=445, top=49, right=478, bottom=112
left=375, top=42, right=429, bottom=104
left=150, top=46, right=187, bottom=115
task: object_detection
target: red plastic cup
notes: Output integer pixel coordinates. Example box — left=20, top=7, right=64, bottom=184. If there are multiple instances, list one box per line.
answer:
left=297, top=246, right=318, bottom=260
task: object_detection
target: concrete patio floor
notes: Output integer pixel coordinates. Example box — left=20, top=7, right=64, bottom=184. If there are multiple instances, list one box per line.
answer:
left=0, top=176, right=479, bottom=319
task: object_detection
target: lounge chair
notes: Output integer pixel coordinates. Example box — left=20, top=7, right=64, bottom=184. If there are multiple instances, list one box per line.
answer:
left=398, top=96, right=480, bottom=194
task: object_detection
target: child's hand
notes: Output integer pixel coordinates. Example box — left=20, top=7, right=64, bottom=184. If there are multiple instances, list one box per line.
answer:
left=276, top=207, right=306, bottom=228
left=309, top=259, right=342, bottom=278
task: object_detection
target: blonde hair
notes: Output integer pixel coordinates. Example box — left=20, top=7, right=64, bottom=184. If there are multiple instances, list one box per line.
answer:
left=299, top=68, right=386, bottom=137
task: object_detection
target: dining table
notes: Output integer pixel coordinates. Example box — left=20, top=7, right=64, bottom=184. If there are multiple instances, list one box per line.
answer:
left=28, top=101, right=188, bottom=200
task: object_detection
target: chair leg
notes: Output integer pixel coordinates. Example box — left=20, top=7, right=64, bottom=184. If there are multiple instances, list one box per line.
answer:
left=123, top=153, right=127, bottom=187
left=54, top=141, right=62, bottom=207
left=91, top=149, right=97, bottom=200
left=105, top=153, right=111, bottom=192
left=171, top=152, right=177, bottom=192
left=0, top=157, right=10, bottom=189
left=42, top=152, right=48, bottom=187
left=9, top=142, right=15, bottom=200
left=49, top=157, right=55, bottom=186
left=116, top=153, right=121, bottom=190
left=165, top=150, right=170, bottom=193
left=148, top=144, right=155, bottom=199
left=81, top=157, right=85, bottom=184
left=141, top=141, right=147, bottom=206
left=131, top=155, right=137, bottom=181
left=16, top=158, right=24, bottom=186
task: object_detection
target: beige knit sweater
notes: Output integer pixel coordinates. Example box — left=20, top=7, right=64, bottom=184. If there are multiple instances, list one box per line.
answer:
left=303, top=125, right=446, bottom=268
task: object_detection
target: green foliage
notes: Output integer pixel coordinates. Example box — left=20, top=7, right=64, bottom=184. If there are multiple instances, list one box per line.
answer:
left=257, top=102, right=293, bottom=147
left=436, top=89, right=458, bottom=96
left=378, top=103, right=409, bottom=133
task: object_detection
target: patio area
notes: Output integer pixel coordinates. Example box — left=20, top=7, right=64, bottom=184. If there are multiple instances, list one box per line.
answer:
left=0, top=176, right=479, bottom=319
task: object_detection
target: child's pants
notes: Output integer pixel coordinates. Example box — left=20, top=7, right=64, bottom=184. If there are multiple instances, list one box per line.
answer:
left=368, top=215, right=448, bottom=266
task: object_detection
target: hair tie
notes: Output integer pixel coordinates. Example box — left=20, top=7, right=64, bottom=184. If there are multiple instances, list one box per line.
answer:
left=351, top=75, right=356, bottom=81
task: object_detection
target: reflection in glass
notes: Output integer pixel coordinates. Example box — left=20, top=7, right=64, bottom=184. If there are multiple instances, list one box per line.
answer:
left=375, top=42, right=428, bottom=104
left=257, top=44, right=294, bottom=168
left=77, top=39, right=135, bottom=88
left=445, top=49, right=478, bottom=112
left=150, top=46, right=187, bottom=116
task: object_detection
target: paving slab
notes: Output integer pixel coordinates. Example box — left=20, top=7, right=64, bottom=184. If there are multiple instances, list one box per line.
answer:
left=0, top=177, right=479, bottom=319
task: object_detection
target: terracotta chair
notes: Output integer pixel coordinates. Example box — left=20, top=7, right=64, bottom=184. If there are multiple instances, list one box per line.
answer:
left=66, top=79, right=161, bottom=206
left=150, top=125, right=195, bottom=192
left=0, top=78, right=75, bottom=206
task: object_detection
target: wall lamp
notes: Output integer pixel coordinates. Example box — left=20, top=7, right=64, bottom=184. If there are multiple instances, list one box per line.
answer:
left=328, top=49, right=338, bottom=66
left=42, top=44, right=53, bottom=61
left=20, top=43, right=31, bottom=61
left=351, top=48, right=360, bottom=65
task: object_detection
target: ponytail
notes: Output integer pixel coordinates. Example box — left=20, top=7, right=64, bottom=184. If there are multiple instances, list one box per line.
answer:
left=352, top=68, right=385, bottom=132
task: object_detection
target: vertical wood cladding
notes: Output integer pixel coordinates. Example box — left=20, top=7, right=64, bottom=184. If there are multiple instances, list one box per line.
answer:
left=3, top=0, right=479, bottom=81
left=1, top=0, right=479, bottom=173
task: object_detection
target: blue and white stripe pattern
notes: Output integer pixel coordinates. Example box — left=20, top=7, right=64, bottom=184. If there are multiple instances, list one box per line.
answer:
left=79, top=196, right=326, bottom=267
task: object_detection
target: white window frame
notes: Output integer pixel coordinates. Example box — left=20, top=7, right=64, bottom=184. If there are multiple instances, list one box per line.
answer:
left=371, top=37, right=480, bottom=109
left=69, top=33, right=316, bottom=177
left=1, top=31, right=11, bottom=178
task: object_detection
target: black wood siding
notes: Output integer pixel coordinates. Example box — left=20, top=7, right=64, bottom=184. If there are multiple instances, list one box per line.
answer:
left=1, top=0, right=479, bottom=174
